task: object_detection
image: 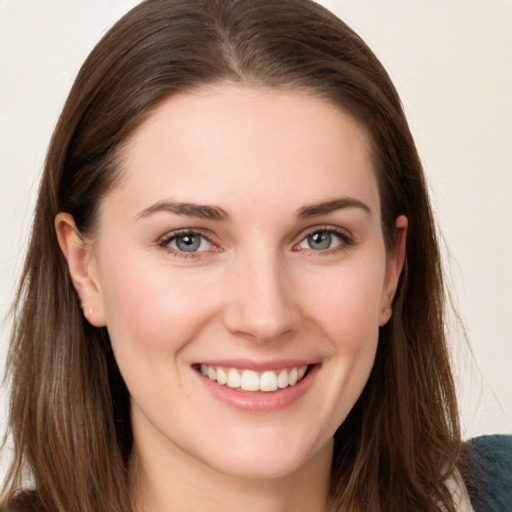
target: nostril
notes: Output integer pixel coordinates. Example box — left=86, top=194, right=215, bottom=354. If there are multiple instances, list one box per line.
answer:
left=222, top=301, right=301, bottom=343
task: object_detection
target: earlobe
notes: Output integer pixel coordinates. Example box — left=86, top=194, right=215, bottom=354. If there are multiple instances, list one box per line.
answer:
left=379, top=215, right=408, bottom=326
left=55, top=213, right=107, bottom=327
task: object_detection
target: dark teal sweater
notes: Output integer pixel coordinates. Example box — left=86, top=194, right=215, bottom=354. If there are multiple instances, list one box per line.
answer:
left=462, top=435, right=512, bottom=512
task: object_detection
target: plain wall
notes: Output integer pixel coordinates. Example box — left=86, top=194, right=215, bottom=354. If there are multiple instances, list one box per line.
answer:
left=1, top=0, right=510, bottom=475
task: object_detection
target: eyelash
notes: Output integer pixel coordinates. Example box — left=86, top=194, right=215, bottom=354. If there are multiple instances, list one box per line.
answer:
left=157, top=225, right=355, bottom=259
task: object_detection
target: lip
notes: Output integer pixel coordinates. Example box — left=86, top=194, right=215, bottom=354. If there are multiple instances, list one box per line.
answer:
left=193, top=361, right=320, bottom=413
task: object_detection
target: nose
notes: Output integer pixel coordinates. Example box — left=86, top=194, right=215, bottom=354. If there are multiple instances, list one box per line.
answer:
left=222, top=253, right=301, bottom=343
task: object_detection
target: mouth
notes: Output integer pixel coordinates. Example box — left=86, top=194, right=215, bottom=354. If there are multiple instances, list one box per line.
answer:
left=195, top=364, right=310, bottom=392
left=192, top=361, right=319, bottom=412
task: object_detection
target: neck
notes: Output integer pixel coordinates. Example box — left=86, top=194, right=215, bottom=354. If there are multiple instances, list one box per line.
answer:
left=130, top=438, right=333, bottom=512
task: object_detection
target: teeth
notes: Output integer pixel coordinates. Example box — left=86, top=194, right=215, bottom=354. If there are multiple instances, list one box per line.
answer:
left=227, top=369, right=241, bottom=388
left=207, top=366, right=217, bottom=381
left=277, top=369, right=289, bottom=389
left=199, top=364, right=309, bottom=392
left=240, top=370, right=259, bottom=391
left=288, top=368, right=298, bottom=386
left=217, top=367, right=227, bottom=385
left=260, top=371, right=278, bottom=392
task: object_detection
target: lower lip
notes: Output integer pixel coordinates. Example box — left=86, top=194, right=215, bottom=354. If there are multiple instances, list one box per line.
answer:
left=194, top=364, right=319, bottom=413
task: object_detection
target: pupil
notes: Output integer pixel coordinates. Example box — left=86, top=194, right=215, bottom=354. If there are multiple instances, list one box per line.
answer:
left=308, top=232, right=331, bottom=250
left=176, top=234, right=200, bottom=252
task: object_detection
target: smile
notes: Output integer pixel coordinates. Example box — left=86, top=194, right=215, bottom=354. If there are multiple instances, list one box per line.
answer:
left=199, top=364, right=309, bottom=392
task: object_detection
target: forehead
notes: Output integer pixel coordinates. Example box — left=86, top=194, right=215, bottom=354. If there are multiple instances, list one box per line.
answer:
left=108, top=85, right=379, bottom=219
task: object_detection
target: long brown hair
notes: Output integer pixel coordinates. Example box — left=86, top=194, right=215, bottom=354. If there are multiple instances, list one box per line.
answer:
left=2, top=1, right=460, bottom=510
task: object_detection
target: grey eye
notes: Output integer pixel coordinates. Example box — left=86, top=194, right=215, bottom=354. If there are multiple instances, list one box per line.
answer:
left=174, top=234, right=203, bottom=252
left=159, top=230, right=215, bottom=256
left=306, top=231, right=333, bottom=250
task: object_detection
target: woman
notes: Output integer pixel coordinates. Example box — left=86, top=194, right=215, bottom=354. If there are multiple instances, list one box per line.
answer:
left=1, top=0, right=510, bottom=511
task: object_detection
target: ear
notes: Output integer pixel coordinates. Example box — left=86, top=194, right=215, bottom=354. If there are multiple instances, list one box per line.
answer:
left=378, top=215, right=407, bottom=326
left=55, top=213, right=107, bottom=327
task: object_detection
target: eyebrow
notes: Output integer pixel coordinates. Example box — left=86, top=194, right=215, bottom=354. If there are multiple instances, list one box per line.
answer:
left=135, top=196, right=371, bottom=222
left=296, top=197, right=372, bottom=218
left=135, top=200, right=231, bottom=221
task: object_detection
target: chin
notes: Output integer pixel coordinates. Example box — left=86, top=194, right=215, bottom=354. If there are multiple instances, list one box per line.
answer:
left=205, top=453, right=310, bottom=481
left=193, top=428, right=330, bottom=481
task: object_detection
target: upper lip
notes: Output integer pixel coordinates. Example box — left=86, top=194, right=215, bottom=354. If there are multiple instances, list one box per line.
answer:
left=192, top=359, right=316, bottom=372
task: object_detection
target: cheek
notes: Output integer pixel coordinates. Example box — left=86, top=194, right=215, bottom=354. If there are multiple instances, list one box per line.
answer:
left=297, top=260, right=384, bottom=415
left=97, top=254, right=219, bottom=359
left=300, top=260, right=386, bottom=343
left=320, top=272, right=382, bottom=369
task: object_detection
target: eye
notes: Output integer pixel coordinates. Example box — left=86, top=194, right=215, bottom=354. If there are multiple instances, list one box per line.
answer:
left=296, top=227, right=353, bottom=252
left=159, top=231, right=215, bottom=254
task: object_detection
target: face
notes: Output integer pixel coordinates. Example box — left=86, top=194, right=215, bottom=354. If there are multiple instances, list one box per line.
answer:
left=60, top=85, right=406, bottom=481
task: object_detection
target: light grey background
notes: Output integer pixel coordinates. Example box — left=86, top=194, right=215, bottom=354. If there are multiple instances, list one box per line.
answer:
left=1, top=0, right=511, bottom=474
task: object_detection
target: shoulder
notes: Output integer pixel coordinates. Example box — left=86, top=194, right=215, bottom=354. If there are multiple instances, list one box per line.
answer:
left=461, top=434, right=512, bottom=512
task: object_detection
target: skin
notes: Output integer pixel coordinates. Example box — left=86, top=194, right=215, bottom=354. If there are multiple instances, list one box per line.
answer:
left=56, top=85, right=407, bottom=512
